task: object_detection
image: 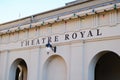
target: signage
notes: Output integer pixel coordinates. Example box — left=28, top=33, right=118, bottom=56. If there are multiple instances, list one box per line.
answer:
left=1, top=26, right=120, bottom=51
left=21, top=29, right=102, bottom=47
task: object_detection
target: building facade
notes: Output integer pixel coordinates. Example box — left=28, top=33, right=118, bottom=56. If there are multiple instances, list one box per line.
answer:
left=0, top=0, right=120, bottom=80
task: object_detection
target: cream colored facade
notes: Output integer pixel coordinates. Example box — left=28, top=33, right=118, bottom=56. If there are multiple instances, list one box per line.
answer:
left=0, top=0, right=120, bottom=80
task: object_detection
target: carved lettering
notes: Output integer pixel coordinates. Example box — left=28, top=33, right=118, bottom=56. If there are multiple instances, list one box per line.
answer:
left=36, top=39, right=40, bottom=45
left=42, top=38, right=46, bottom=43
left=65, top=34, right=69, bottom=40
left=25, top=40, right=29, bottom=46
left=54, top=36, right=59, bottom=42
left=72, top=33, right=77, bottom=39
left=31, top=39, right=34, bottom=45
left=80, top=31, right=85, bottom=38
left=20, top=29, right=103, bottom=47
left=48, top=37, right=52, bottom=42
left=97, top=29, right=102, bottom=36
left=87, top=30, right=93, bottom=37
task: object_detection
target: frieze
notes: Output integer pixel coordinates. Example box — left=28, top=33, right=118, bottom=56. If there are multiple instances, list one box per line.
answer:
left=21, top=29, right=102, bottom=47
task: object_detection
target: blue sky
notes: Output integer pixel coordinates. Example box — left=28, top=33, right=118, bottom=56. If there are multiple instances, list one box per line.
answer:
left=0, top=0, right=74, bottom=23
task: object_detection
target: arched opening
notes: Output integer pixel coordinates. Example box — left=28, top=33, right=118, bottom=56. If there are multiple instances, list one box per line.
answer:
left=9, top=58, right=28, bottom=80
left=43, top=55, right=67, bottom=80
left=15, top=67, right=21, bottom=80
left=95, top=51, right=120, bottom=80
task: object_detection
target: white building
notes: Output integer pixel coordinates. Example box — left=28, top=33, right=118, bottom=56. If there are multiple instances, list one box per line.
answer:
left=0, top=0, right=120, bottom=80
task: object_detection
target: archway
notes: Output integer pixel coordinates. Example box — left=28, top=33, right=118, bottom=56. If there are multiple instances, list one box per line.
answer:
left=43, top=55, right=67, bottom=80
left=95, top=51, right=120, bottom=80
left=9, top=58, right=28, bottom=80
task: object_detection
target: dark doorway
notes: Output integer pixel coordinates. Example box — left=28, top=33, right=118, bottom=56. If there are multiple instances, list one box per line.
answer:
left=9, top=59, right=27, bottom=80
left=15, top=60, right=27, bottom=80
left=15, top=67, right=20, bottom=80
left=95, top=52, right=120, bottom=80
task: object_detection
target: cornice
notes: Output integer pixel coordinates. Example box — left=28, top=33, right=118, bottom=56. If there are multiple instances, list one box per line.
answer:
left=0, top=1, right=120, bottom=35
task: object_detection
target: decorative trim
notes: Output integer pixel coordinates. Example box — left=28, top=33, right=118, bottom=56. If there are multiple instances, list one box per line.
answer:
left=0, top=3, right=120, bottom=35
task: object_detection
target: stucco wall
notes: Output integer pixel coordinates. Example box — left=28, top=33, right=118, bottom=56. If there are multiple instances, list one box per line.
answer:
left=0, top=1, right=120, bottom=80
